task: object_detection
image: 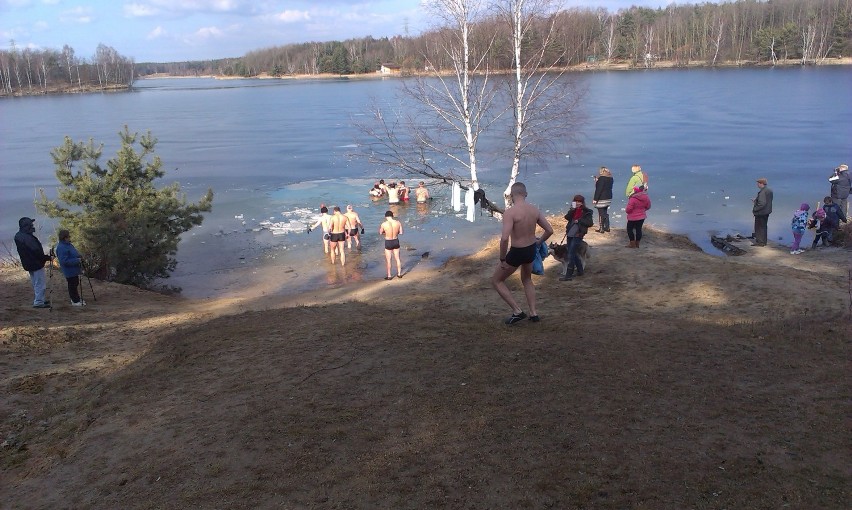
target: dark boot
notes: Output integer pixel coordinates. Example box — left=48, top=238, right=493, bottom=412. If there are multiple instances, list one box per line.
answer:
left=626, top=240, right=636, bottom=248
left=634, top=239, right=640, bottom=248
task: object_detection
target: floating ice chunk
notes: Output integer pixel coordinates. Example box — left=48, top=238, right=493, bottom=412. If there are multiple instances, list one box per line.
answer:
left=671, top=209, right=680, bottom=213
left=670, top=195, right=676, bottom=199
left=724, top=196, right=730, bottom=200
left=235, top=214, right=244, bottom=219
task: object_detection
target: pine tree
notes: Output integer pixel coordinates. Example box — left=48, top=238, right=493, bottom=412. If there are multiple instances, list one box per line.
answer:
left=36, top=126, right=214, bottom=288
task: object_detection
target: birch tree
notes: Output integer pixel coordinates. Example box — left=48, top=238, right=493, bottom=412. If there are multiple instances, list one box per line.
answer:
left=495, top=0, right=585, bottom=204
left=359, top=0, right=500, bottom=198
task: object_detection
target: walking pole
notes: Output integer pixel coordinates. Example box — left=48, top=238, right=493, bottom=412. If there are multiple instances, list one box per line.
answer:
left=47, top=247, right=55, bottom=312
left=82, top=259, right=96, bottom=301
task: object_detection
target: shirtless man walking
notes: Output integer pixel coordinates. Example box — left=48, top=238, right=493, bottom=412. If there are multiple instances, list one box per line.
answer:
left=379, top=210, right=403, bottom=280
left=344, top=205, right=364, bottom=249
left=308, top=206, right=332, bottom=254
left=491, top=182, right=553, bottom=324
left=327, top=206, right=351, bottom=266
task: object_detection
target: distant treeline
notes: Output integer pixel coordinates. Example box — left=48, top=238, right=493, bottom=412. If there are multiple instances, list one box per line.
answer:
left=138, top=0, right=852, bottom=78
left=0, top=43, right=134, bottom=96
left=1, top=0, right=850, bottom=96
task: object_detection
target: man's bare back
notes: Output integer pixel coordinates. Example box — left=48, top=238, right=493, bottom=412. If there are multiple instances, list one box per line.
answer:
left=492, top=182, right=553, bottom=324
left=503, top=200, right=543, bottom=248
left=380, top=217, right=402, bottom=239
left=329, top=210, right=350, bottom=234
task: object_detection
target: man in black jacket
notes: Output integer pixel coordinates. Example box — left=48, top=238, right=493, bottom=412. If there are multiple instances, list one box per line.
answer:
left=829, top=164, right=850, bottom=217
left=14, top=217, right=53, bottom=308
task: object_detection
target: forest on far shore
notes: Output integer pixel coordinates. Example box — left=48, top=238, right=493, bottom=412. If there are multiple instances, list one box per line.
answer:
left=1, top=0, right=850, bottom=96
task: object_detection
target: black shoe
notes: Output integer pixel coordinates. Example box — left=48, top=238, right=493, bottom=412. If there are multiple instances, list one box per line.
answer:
left=559, top=274, right=573, bottom=281
left=528, top=315, right=540, bottom=323
left=32, top=303, right=50, bottom=309
left=505, top=311, right=527, bottom=324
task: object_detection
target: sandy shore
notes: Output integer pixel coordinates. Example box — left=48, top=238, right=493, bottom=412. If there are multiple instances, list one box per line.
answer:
left=135, top=57, right=852, bottom=82
left=1, top=222, right=850, bottom=508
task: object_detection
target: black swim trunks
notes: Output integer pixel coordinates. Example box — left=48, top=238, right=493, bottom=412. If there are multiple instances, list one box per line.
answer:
left=384, top=239, right=400, bottom=250
left=349, top=228, right=359, bottom=236
left=329, top=232, right=345, bottom=242
left=505, top=243, right=536, bottom=267
left=323, top=233, right=330, bottom=240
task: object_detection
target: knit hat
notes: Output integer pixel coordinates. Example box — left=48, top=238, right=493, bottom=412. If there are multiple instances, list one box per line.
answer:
left=18, top=217, right=34, bottom=229
left=572, top=194, right=585, bottom=203
left=800, top=203, right=810, bottom=211
left=815, top=208, right=826, bottom=219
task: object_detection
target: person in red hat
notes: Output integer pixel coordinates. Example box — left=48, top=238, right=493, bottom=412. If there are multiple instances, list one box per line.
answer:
left=559, top=194, right=594, bottom=280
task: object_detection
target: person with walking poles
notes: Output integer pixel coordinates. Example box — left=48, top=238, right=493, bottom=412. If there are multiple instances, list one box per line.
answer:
left=55, top=229, right=86, bottom=307
left=751, top=177, right=773, bottom=247
left=492, top=182, right=554, bottom=324
left=14, top=217, right=53, bottom=309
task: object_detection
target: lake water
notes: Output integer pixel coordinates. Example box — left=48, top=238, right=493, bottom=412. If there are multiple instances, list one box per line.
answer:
left=1, top=67, right=850, bottom=297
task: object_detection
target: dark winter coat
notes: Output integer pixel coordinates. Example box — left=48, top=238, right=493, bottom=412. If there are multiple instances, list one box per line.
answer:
left=14, top=224, right=50, bottom=272
left=752, top=186, right=773, bottom=216
left=593, top=176, right=614, bottom=202
left=563, top=206, right=594, bottom=238
left=830, top=169, right=851, bottom=200
left=822, top=203, right=848, bottom=228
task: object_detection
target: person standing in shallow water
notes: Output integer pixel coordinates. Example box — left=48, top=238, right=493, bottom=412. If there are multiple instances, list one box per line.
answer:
left=343, top=205, right=363, bottom=249
left=751, top=178, right=773, bottom=247
left=308, top=206, right=332, bottom=254
left=592, top=166, right=613, bottom=233
left=327, top=206, right=350, bottom=266
left=491, top=182, right=553, bottom=325
left=379, top=210, right=403, bottom=280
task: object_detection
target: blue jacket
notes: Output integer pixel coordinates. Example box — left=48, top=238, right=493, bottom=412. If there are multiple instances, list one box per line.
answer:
left=55, top=239, right=83, bottom=278
left=532, top=241, right=549, bottom=276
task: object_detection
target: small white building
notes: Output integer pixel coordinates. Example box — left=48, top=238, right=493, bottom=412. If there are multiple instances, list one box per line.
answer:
left=379, top=63, right=402, bottom=75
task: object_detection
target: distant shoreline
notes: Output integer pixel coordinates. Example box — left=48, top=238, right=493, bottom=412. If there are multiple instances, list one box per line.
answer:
left=137, top=56, right=852, bottom=82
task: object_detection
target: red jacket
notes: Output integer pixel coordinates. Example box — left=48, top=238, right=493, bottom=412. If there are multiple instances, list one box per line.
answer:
left=626, top=191, right=651, bottom=221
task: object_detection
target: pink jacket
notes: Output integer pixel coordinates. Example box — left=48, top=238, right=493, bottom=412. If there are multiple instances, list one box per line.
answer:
left=626, top=191, right=651, bottom=221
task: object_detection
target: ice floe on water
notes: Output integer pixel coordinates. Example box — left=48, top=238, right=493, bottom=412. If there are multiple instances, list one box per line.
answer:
left=257, top=207, right=315, bottom=235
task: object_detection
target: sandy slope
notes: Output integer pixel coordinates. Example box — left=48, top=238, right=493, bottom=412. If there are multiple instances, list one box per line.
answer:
left=1, top=224, right=850, bottom=509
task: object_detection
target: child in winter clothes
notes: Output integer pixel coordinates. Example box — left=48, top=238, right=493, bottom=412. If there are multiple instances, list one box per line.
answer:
left=809, top=208, right=829, bottom=248
left=790, top=203, right=810, bottom=254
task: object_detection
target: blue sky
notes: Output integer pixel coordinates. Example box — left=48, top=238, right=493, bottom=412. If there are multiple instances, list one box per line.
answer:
left=1, top=0, right=669, bottom=63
